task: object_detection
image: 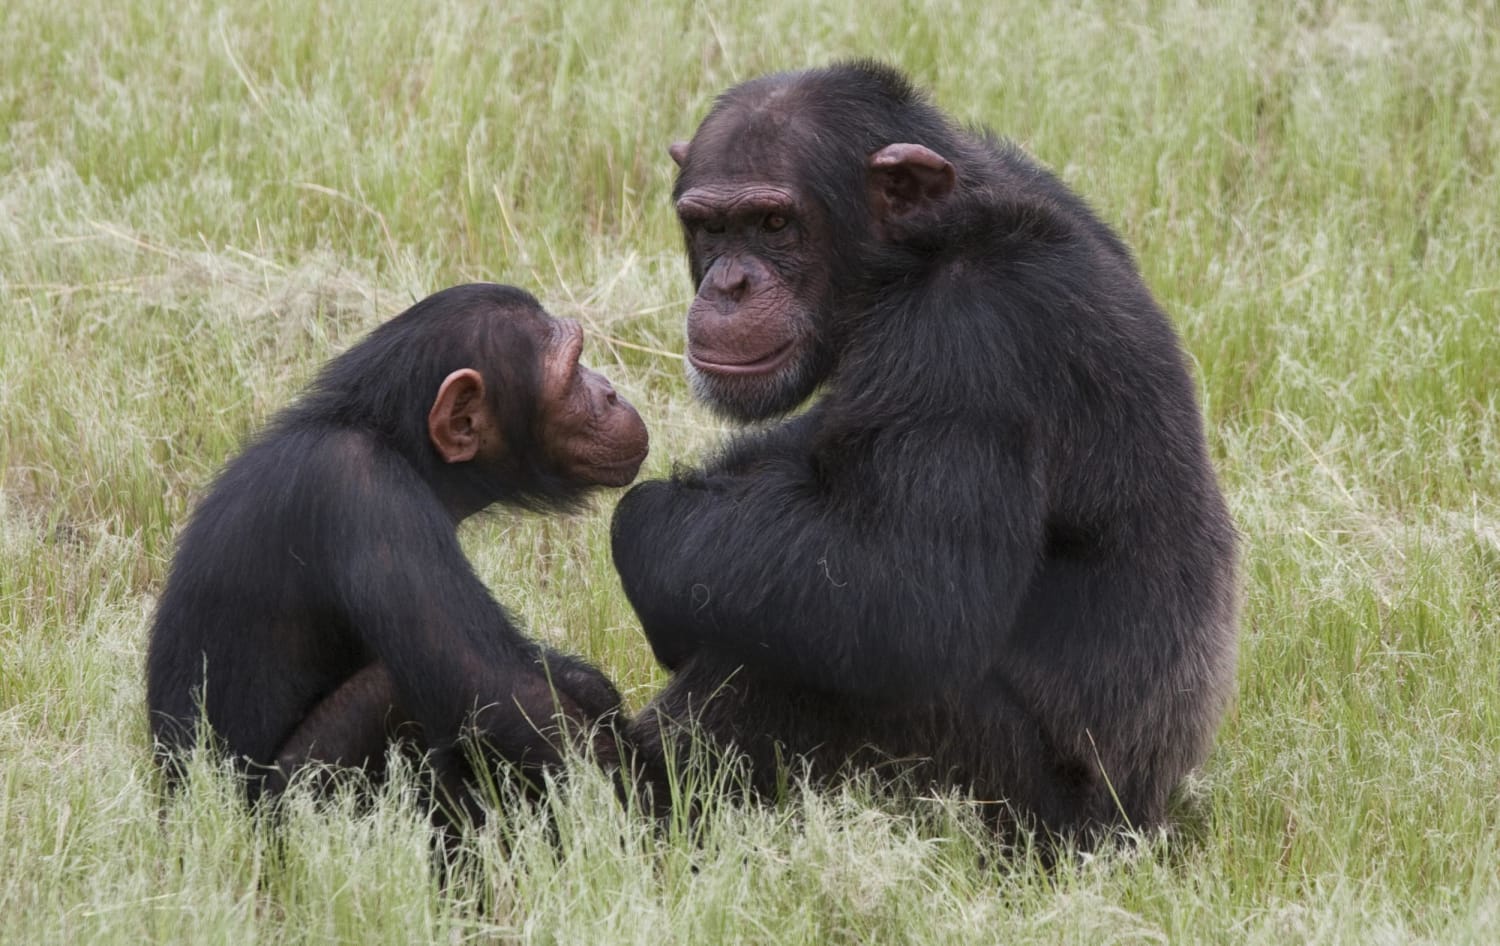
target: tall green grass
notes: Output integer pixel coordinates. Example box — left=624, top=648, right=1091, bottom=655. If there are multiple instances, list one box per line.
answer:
left=2, top=0, right=1496, bottom=942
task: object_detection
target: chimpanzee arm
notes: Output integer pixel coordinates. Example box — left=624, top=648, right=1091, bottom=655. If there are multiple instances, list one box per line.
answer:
left=314, top=441, right=586, bottom=768
left=611, top=419, right=1045, bottom=698
left=604, top=408, right=827, bottom=672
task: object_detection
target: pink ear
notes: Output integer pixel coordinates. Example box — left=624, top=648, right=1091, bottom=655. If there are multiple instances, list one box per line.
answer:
left=428, top=369, right=488, bottom=464
left=668, top=141, right=690, bottom=167
left=868, top=143, right=956, bottom=220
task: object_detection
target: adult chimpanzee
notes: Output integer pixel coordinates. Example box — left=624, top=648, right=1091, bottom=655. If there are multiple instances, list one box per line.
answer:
left=610, top=62, right=1238, bottom=845
left=147, top=283, right=649, bottom=816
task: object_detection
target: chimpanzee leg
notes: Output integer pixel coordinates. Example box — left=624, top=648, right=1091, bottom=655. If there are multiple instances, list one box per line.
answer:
left=263, top=662, right=414, bottom=795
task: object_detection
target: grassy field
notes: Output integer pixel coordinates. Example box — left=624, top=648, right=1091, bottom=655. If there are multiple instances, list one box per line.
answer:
left=3, top=0, right=1497, bottom=942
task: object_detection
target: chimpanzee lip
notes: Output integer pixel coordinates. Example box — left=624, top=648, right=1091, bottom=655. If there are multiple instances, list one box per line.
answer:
left=594, top=448, right=649, bottom=481
left=688, top=339, right=796, bottom=377
left=617, top=447, right=650, bottom=470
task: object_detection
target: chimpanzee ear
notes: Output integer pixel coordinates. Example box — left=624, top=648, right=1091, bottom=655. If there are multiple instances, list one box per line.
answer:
left=868, top=143, right=956, bottom=222
left=428, top=369, right=493, bottom=464
left=668, top=140, right=690, bottom=167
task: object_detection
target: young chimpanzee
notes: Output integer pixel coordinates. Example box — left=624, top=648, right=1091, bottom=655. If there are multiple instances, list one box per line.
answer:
left=611, top=62, right=1239, bottom=846
left=147, top=283, right=648, bottom=816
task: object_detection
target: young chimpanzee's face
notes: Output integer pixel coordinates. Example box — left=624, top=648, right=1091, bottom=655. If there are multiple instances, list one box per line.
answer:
left=534, top=318, right=649, bottom=487
left=425, top=307, right=648, bottom=496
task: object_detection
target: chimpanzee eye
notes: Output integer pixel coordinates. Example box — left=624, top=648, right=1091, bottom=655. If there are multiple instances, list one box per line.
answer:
left=763, top=213, right=788, bottom=233
left=703, top=219, right=726, bottom=235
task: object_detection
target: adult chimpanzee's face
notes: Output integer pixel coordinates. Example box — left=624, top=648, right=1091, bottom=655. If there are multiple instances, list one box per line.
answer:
left=672, top=141, right=832, bottom=422
left=536, top=319, right=650, bottom=487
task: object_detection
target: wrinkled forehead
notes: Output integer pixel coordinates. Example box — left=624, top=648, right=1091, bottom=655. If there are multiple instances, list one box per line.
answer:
left=467, top=300, right=567, bottom=365
left=682, top=87, right=808, bottom=183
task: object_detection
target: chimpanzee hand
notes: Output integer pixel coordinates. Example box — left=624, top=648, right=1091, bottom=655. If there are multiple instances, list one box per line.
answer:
left=536, top=647, right=623, bottom=722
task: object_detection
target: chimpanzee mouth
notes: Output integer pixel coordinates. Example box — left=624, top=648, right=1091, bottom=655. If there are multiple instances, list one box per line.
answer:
left=590, top=450, right=649, bottom=486
left=687, top=339, right=797, bottom=378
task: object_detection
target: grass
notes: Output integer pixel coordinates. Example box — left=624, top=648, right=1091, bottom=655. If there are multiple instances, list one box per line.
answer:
left=2, top=0, right=1497, bottom=942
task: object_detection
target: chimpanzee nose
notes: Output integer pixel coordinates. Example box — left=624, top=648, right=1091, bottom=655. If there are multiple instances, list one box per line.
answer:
left=705, top=259, right=750, bottom=302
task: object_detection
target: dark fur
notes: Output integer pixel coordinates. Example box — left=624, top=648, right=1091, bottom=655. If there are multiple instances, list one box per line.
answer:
left=147, top=283, right=622, bottom=813
left=611, top=63, right=1238, bottom=843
